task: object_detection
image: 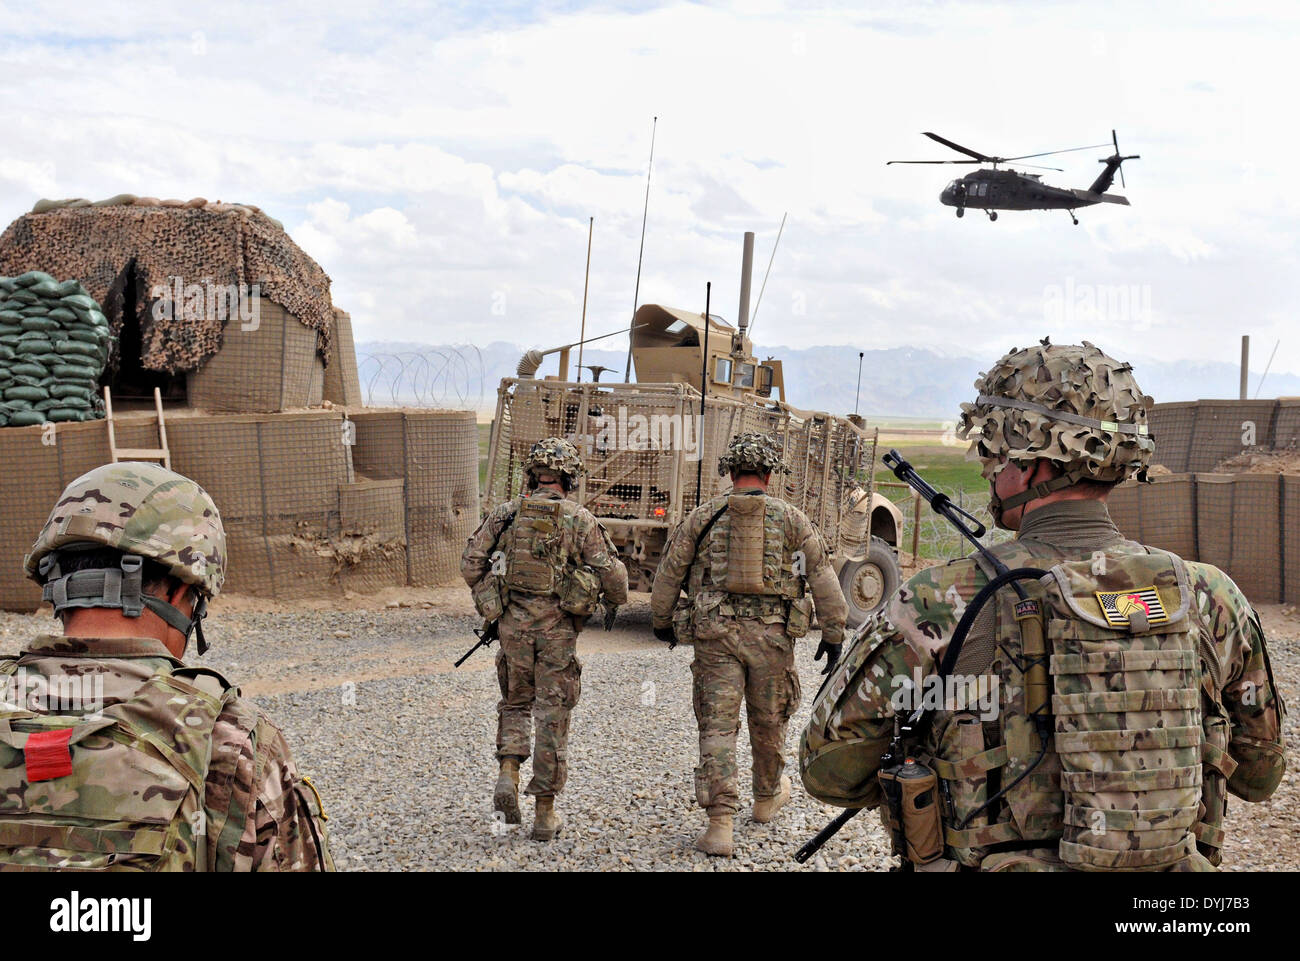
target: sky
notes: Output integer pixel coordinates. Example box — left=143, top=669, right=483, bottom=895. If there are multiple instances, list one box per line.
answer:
left=2, top=0, right=1297, bottom=383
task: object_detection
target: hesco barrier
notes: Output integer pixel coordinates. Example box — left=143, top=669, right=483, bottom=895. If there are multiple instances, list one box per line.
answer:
left=324, top=309, right=363, bottom=408
left=1149, top=398, right=1300, bottom=473
left=1108, top=471, right=1300, bottom=605
left=348, top=409, right=480, bottom=585
left=187, top=298, right=326, bottom=412
left=0, top=408, right=479, bottom=611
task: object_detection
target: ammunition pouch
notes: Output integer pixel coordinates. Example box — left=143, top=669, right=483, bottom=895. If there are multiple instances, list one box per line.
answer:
left=672, top=600, right=695, bottom=645
left=785, top=595, right=813, bottom=639
left=471, top=575, right=506, bottom=622
left=558, top=565, right=602, bottom=617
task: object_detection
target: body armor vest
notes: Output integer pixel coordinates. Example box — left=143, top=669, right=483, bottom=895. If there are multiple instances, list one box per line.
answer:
left=503, top=496, right=566, bottom=595
left=0, top=657, right=234, bottom=872
left=694, top=493, right=801, bottom=600
left=927, top=545, right=1213, bottom=871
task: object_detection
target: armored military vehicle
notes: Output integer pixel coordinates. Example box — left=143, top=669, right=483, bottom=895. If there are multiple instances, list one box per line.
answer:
left=483, top=234, right=903, bottom=625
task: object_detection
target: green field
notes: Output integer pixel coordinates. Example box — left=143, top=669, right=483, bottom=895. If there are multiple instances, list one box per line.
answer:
left=874, top=435, right=986, bottom=497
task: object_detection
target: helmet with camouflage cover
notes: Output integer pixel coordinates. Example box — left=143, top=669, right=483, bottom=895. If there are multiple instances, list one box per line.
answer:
left=957, top=339, right=1154, bottom=521
left=525, top=437, right=585, bottom=490
left=718, top=431, right=789, bottom=477
left=24, top=462, right=226, bottom=653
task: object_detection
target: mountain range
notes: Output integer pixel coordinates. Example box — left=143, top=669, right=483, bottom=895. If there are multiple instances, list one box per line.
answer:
left=354, top=340, right=1300, bottom=420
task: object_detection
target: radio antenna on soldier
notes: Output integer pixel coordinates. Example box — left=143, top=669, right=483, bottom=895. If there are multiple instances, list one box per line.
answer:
left=748, top=212, right=786, bottom=333
left=695, top=281, right=711, bottom=508
left=623, top=116, right=658, bottom=383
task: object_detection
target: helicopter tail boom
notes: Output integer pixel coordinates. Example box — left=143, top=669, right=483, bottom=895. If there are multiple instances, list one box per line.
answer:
left=1071, top=188, right=1130, bottom=206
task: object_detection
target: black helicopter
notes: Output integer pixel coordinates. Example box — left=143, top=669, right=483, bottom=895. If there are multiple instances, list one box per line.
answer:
left=888, top=130, right=1138, bottom=224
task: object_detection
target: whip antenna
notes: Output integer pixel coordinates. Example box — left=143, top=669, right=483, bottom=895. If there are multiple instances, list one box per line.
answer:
left=624, top=115, right=658, bottom=382
left=749, top=211, right=786, bottom=333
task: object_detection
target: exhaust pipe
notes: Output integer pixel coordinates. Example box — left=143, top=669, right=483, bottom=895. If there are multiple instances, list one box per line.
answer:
left=737, top=231, right=754, bottom=333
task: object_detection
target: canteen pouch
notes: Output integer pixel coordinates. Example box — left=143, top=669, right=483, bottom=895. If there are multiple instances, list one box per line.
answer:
left=558, top=565, right=601, bottom=617
left=785, top=595, right=812, bottom=639
left=471, top=575, right=505, bottom=622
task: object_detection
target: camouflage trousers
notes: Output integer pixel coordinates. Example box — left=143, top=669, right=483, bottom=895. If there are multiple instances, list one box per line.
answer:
left=495, top=614, right=583, bottom=797
left=691, top=616, right=801, bottom=814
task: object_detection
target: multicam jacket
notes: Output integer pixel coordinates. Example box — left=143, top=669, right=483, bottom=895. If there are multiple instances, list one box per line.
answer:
left=800, top=500, right=1286, bottom=870
left=461, top=488, right=628, bottom=629
left=651, top=488, right=847, bottom=644
left=0, top=635, right=333, bottom=872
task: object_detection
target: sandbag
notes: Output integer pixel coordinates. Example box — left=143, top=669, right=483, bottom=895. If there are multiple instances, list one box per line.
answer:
left=7, top=290, right=38, bottom=305
left=12, top=271, right=55, bottom=288
left=8, top=410, right=46, bottom=427
left=5, top=398, right=33, bottom=410
left=45, top=307, right=77, bottom=324
left=55, top=280, right=85, bottom=296
left=46, top=408, right=91, bottom=422
left=0, top=311, right=22, bottom=324
left=20, top=316, right=61, bottom=332
left=60, top=294, right=98, bottom=311
left=4, top=385, right=47, bottom=403
left=65, top=328, right=108, bottom=345
left=49, top=383, right=94, bottom=401
left=54, top=340, right=104, bottom=359
left=15, top=336, right=54, bottom=354
left=51, top=363, right=98, bottom=379
left=9, top=363, right=49, bottom=379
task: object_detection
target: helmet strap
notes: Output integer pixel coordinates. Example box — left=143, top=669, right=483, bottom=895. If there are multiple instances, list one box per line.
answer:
left=40, top=553, right=205, bottom=654
left=996, top=468, right=1088, bottom=517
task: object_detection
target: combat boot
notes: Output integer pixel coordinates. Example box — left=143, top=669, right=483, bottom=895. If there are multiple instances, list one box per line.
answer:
left=752, top=774, right=791, bottom=823
left=694, top=810, right=734, bottom=857
left=494, top=757, right=521, bottom=825
left=531, top=795, right=562, bottom=841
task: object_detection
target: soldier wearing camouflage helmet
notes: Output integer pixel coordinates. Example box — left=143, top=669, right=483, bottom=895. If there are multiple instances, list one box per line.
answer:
left=800, top=340, right=1286, bottom=871
left=461, top=437, right=627, bottom=841
left=651, top=431, right=847, bottom=857
left=0, top=462, right=333, bottom=871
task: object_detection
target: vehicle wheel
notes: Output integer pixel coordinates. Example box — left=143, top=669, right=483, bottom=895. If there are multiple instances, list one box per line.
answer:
left=989, top=211, right=998, bottom=221
left=838, top=536, right=900, bottom=628
left=956, top=207, right=964, bottom=218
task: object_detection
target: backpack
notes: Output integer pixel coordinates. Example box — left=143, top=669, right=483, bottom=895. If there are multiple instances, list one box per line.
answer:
left=0, top=659, right=235, bottom=872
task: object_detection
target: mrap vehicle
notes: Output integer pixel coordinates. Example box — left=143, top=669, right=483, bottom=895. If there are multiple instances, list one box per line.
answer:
left=483, top=234, right=904, bottom=626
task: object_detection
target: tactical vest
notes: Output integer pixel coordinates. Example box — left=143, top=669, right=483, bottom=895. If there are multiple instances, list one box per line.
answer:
left=0, top=657, right=235, bottom=872
left=928, top=546, right=1206, bottom=871
left=503, top=495, right=567, bottom=595
left=694, top=493, right=803, bottom=601
left=804, top=541, right=1228, bottom=872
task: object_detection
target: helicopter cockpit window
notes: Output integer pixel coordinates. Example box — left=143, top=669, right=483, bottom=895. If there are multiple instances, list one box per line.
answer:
left=735, top=362, right=756, bottom=389
left=713, top=356, right=732, bottom=385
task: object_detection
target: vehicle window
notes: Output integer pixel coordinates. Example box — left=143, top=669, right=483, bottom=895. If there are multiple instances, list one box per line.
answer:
left=757, top=365, right=774, bottom=397
left=736, top=362, right=755, bottom=388
left=714, top=356, right=732, bottom=385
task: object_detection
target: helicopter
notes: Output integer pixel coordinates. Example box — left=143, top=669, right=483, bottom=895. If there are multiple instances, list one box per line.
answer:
left=888, top=130, right=1138, bottom=224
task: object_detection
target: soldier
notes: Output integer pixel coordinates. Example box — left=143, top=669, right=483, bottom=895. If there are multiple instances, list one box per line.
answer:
left=651, top=431, right=848, bottom=857
left=461, top=437, right=628, bottom=841
left=0, top=462, right=333, bottom=871
left=800, top=340, right=1287, bottom=871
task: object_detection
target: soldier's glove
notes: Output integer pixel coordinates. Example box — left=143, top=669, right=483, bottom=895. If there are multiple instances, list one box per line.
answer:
left=814, top=640, right=842, bottom=676
left=653, top=625, right=677, bottom=650
left=603, top=603, right=618, bottom=631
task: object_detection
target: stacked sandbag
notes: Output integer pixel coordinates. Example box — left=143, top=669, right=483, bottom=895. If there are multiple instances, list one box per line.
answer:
left=0, top=272, right=112, bottom=427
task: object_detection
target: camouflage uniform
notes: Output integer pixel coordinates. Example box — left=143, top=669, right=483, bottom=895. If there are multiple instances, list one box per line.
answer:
left=0, top=635, right=332, bottom=871
left=461, top=441, right=627, bottom=799
left=0, top=462, right=333, bottom=872
left=799, top=342, right=1287, bottom=871
left=652, top=432, right=847, bottom=817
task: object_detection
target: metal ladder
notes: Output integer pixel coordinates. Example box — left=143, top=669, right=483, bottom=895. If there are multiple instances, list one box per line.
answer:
left=102, top=386, right=171, bottom=469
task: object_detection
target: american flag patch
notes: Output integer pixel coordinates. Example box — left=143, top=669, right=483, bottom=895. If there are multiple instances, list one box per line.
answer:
left=1095, top=586, right=1169, bottom=627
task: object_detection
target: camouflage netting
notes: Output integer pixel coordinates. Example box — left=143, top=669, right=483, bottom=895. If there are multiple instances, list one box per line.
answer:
left=0, top=197, right=334, bottom=374
left=958, top=338, right=1154, bottom=484
left=0, top=271, right=112, bottom=426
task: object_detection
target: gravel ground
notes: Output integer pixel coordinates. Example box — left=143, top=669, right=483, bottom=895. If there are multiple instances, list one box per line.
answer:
left=1, top=594, right=1295, bottom=872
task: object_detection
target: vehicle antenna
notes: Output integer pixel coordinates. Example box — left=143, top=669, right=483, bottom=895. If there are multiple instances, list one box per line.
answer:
left=577, top=216, right=593, bottom=382
left=624, top=116, right=658, bottom=382
left=696, top=281, right=711, bottom=508
left=855, top=351, right=864, bottom=414
left=749, top=212, right=786, bottom=333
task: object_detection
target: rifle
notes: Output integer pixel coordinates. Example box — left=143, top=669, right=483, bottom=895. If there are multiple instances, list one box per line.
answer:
left=795, top=449, right=1049, bottom=865
left=455, top=620, right=500, bottom=668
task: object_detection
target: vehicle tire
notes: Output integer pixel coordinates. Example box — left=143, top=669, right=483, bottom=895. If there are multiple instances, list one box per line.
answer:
left=838, top=536, right=900, bottom=628
left=989, top=211, right=998, bottom=221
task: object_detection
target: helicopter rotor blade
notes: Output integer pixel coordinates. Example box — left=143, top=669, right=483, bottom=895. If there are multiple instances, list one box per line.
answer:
left=1011, top=163, right=1065, bottom=172
left=1002, top=142, right=1111, bottom=162
left=1113, top=129, right=1125, bottom=188
left=921, top=132, right=990, bottom=161
left=886, top=159, right=982, bottom=165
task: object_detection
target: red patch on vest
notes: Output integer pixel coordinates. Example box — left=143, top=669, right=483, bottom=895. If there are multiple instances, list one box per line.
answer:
left=25, top=728, right=74, bottom=782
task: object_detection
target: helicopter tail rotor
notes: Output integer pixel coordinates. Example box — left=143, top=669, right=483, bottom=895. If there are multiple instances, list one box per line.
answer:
left=1089, top=129, right=1139, bottom=194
